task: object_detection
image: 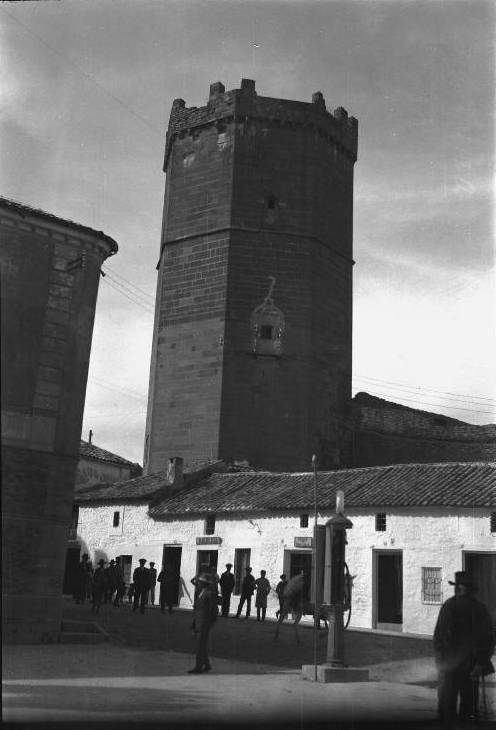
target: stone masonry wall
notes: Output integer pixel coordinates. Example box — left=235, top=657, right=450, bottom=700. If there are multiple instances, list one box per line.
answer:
left=1, top=200, right=116, bottom=642
left=76, top=500, right=495, bottom=636
left=352, top=394, right=496, bottom=467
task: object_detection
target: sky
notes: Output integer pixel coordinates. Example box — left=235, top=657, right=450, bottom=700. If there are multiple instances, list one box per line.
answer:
left=1, top=0, right=495, bottom=464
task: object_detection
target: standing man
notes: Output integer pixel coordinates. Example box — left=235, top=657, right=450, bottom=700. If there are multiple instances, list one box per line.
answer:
left=132, top=558, right=150, bottom=614
left=275, top=574, right=288, bottom=619
left=433, top=571, right=495, bottom=726
left=75, top=553, right=93, bottom=605
left=113, top=557, right=125, bottom=607
left=219, top=563, right=235, bottom=617
left=255, top=570, right=271, bottom=622
left=188, top=573, right=218, bottom=674
left=148, top=562, right=158, bottom=606
left=91, top=559, right=107, bottom=614
left=235, top=566, right=256, bottom=620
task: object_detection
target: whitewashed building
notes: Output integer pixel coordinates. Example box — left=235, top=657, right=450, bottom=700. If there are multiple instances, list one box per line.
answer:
left=73, top=461, right=496, bottom=636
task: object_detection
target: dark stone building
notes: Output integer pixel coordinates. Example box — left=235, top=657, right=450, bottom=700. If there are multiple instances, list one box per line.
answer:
left=145, top=80, right=358, bottom=474
left=1, top=197, right=117, bottom=642
left=351, top=392, right=496, bottom=466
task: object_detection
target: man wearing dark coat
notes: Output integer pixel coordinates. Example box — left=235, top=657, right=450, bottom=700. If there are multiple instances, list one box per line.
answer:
left=75, top=553, right=93, bottom=605
left=433, top=571, right=495, bottom=726
left=188, top=573, right=218, bottom=674
left=132, top=559, right=150, bottom=614
left=219, top=563, right=235, bottom=617
left=235, top=566, right=256, bottom=619
left=148, top=562, right=158, bottom=605
left=91, top=559, right=107, bottom=614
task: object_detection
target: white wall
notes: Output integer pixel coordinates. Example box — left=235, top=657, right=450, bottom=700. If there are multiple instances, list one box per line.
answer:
left=76, top=501, right=495, bottom=634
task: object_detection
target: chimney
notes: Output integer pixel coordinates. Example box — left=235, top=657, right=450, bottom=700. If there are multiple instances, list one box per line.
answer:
left=167, top=457, right=184, bottom=491
left=88, top=429, right=93, bottom=445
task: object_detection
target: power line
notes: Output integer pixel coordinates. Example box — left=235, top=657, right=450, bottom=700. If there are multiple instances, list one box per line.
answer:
left=102, top=267, right=155, bottom=302
left=353, top=374, right=495, bottom=404
left=104, top=272, right=155, bottom=308
left=88, top=375, right=147, bottom=401
left=0, top=6, right=164, bottom=138
left=102, top=277, right=155, bottom=314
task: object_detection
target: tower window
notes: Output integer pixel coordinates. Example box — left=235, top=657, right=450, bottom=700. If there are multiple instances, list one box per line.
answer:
left=375, top=513, right=386, bottom=531
left=266, top=195, right=277, bottom=210
left=113, top=511, right=120, bottom=528
left=300, top=514, right=309, bottom=528
left=260, top=325, right=273, bottom=340
left=205, top=514, right=216, bottom=535
left=491, top=512, right=496, bottom=533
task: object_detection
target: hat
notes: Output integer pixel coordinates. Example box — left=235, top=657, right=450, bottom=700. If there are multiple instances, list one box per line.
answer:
left=448, top=571, right=477, bottom=590
left=150, top=562, right=155, bottom=567
left=280, top=574, right=286, bottom=580
left=139, top=558, right=147, bottom=564
left=97, top=559, right=105, bottom=566
left=197, top=572, right=212, bottom=585
left=226, top=563, right=232, bottom=568
left=109, top=559, right=115, bottom=564
left=246, top=566, right=252, bottom=572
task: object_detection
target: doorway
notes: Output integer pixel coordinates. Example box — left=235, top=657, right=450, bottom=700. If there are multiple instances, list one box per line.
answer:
left=118, top=555, right=133, bottom=587
left=233, top=548, right=251, bottom=595
left=289, top=552, right=312, bottom=602
left=162, top=545, right=183, bottom=606
left=196, top=549, right=218, bottom=575
left=464, top=551, right=496, bottom=625
left=375, top=551, right=403, bottom=630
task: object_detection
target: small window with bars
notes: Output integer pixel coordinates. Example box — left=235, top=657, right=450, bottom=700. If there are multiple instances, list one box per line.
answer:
left=300, top=514, right=309, bottom=528
left=491, top=512, right=496, bottom=534
left=204, top=514, right=216, bottom=535
left=375, top=513, right=386, bottom=531
left=422, top=567, right=442, bottom=604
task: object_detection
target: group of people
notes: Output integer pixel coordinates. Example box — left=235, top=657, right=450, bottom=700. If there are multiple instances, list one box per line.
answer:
left=73, top=553, right=494, bottom=720
left=73, top=553, right=127, bottom=613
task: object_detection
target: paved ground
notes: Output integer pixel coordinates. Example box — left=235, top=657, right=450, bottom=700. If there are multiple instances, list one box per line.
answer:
left=3, top=599, right=495, bottom=729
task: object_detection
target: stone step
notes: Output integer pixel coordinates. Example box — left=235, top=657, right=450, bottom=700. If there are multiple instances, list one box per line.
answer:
left=61, top=620, right=100, bottom=634
left=59, top=631, right=106, bottom=644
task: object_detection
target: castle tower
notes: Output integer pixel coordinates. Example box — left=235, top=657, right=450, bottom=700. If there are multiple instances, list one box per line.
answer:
left=144, top=80, right=358, bottom=474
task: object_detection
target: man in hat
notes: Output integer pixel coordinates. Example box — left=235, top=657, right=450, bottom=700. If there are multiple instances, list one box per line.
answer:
left=91, top=559, right=107, bottom=614
left=235, top=566, right=256, bottom=619
left=132, top=559, right=151, bottom=614
left=275, top=574, right=288, bottom=619
left=188, top=572, right=218, bottom=674
left=219, top=563, right=235, bottom=617
left=433, top=571, right=495, bottom=726
left=148, top=561, right=157, bottom=605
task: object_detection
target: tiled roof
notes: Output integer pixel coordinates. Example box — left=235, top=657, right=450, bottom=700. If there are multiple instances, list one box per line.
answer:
left=79, top=440, right=142, bottom=471
left=75, top=470, right=163, bottom=501
left=75, top=462, right=495, bottom=512
left=0, top=197, right=118, bottom=253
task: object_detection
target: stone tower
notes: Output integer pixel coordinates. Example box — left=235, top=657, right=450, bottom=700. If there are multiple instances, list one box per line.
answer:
left=144, top=80, right=357, bottom=474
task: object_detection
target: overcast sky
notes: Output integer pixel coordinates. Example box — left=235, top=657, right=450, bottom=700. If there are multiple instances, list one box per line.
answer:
left=2, top=0, right=495, bottom=464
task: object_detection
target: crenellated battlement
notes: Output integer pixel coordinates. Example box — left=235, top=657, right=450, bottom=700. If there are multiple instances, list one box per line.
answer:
left=164, top=78, right=358, bottom=169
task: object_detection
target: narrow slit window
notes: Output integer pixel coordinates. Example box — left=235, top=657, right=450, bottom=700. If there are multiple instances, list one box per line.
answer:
left=113, top=511, right=120, bottom=528
left=491, top=512, right=496, bottom=533
left=375, top=513, right=386, bottom=531
left=260, top=325, right=273, bottom=340
left=205, top=514, right=216, bottom=535
left=300, top=514, right=309, bottom=528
